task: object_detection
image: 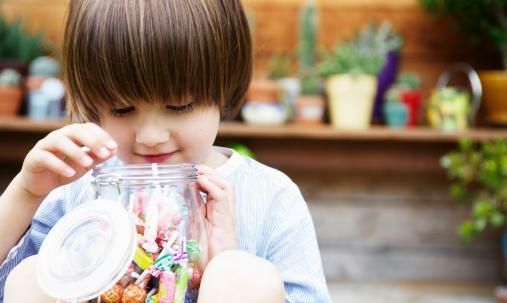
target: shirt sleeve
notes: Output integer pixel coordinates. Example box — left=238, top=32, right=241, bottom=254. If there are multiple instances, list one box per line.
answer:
left=266, top=183, right=332, bottom=303
left=0, top=186, right=66, bottom=302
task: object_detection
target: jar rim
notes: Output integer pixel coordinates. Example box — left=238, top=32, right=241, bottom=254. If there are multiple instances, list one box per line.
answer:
left=92, top=163, right=197, bottom=186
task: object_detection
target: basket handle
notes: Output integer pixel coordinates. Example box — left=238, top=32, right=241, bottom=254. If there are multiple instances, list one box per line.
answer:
left=436, top=62, right=482, bottom=123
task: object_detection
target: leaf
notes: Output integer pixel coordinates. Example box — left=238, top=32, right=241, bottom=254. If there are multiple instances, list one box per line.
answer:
left=489, top=211, right=505, bottom=228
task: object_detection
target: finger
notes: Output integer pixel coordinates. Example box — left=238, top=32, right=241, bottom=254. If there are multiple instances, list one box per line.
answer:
left=197, top=175, right=227, bottom=202
left=31, top=150, right=76, bottom=178
left=196, top=165, right=220, bottom=177
left=86, top=123, right=118, bottom=150
left=60, top=124, right=116, bottom=159
left=48, top=137, right=94, bottom=168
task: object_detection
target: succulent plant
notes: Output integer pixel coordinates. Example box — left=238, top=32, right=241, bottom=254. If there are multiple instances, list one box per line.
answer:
left=29, top=56, right=60, bottom=77
left=319, top=41, right=385, bottom=77
left=0, top=68, right=22, bottom=87
left=0, top=14, right=50, bottom=65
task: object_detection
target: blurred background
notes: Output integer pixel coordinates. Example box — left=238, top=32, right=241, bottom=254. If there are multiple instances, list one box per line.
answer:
left=1, top=0, right=507, bottom=302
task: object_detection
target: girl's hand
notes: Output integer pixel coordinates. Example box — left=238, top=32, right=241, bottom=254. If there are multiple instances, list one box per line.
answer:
left=196, top=165, right=237, bottom=259
left=18, top=123, right=117, bottom=200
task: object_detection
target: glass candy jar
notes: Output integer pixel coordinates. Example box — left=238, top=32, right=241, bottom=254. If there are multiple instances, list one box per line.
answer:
left=37, top=163, right=208, bottom=303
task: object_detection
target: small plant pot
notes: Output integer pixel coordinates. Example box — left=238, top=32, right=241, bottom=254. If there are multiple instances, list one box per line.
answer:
left=247, top=78, right=279, bottom=102
left=383, top=102, right=408, bottom=128
left=0, top=86, right=23, bottom=115
left=294, top=95, right=325, bottom=124
left=400, top=90, right=422, bottom=126
left=241, top=101, right=288, bottom=125
left=326, top=74, right=377, bottom=129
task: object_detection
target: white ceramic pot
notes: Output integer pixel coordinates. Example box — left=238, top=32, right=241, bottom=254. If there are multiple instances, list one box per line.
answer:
left=326, top=74, right=377, bottom=129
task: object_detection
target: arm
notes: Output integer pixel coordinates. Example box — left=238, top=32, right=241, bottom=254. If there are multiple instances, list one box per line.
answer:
left=0, top=174, right=44, bottom=262
left=267, top=184, right=332, bottom=303
left=0, top=122, right=118, bottom=263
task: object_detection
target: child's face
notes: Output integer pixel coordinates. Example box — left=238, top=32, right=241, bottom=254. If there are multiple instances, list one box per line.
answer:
left=98, top=102, right=220, bottom=165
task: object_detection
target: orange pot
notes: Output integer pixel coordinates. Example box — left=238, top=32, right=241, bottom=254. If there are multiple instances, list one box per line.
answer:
left=478, top=70, right=507, bottom=124
left=0, top=87, right=23, bottom=115
left=246, top=78, right=279, bottom=102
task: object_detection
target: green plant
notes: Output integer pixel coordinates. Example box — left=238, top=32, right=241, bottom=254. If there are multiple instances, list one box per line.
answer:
left=441, top=139, right=507, bottom=243
left=267, top=53, right=294, bottom=80
left=0, top=15, right=50, bottom=65
left=0, top=68, right=22, bottom=87
left=319, top=41, right=385, bottom=77
left=319, top=21, right=402, bottom=77
left=298, top=0, right=322, bottom=95
left=29, top=56, right=60, bottom=77
left=419, top=0, right=507, bottom=69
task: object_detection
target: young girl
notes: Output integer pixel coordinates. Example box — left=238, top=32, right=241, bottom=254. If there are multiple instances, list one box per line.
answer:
left=0, top=1, right=331, bottom=302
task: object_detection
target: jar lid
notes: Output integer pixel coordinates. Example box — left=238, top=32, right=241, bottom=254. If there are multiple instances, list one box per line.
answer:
left=37, top=199, right=137, bottom=301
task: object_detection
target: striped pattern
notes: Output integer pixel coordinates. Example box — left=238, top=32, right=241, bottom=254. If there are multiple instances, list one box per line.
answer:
left=0, top=148, right=331, bottom=302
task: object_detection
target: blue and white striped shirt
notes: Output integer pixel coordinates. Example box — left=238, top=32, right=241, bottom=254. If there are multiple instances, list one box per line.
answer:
left=0, top=147, right=331, bottom=302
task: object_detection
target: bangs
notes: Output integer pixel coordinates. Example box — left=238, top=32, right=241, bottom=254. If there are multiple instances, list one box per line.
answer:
left=64, top=0, right=252, bottom=122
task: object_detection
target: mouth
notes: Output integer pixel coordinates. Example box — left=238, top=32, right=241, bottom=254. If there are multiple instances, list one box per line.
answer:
left=139, top=152, right=177, bottom=163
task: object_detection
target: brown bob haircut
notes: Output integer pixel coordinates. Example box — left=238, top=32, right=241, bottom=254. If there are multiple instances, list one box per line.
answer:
left=63, top=0, right=252, bottom=122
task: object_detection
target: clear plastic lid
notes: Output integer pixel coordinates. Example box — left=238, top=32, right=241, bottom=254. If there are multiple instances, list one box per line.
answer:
left=37, top=199, right=137, bottom=302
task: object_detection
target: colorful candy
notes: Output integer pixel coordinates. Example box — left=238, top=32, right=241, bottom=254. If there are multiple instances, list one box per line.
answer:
left=100, top=283, right=124, bottom=303
left=158, top=271, right=176, bottom=303
left=97, top=185, right=204, bottom=303
left=121, top=284, right=147, bottom=303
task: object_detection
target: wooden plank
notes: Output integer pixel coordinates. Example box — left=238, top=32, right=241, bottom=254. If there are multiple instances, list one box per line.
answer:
left=321, top=247, right=501, bottom=282
left=2, top=118, right=507, bottom=142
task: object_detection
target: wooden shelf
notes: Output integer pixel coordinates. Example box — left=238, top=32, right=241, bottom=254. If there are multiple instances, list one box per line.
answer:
left=1, top=117, right=506, bottom=173
left=1, top=117, right=507, bottom=142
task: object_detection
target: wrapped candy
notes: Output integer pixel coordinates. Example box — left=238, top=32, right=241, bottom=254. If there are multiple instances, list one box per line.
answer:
left=100, top=283, right=124, bottom=303
left=121, top=284, right=147, bottom=303
left=158, top=271, right=176, bottom=303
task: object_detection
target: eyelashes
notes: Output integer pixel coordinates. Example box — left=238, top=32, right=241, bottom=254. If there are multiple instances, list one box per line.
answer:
left=110, top=103, right=194, bottom=117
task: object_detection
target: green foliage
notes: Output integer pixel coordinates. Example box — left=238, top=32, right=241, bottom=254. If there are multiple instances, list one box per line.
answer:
left=319, top=41, right=385, bottom=77
left=268, top=53, right=294, bottom=80
left=419, top=0, right=507, bottom=68
left=0, top=15, right=50, bottom=65
left=229, top=143, right=255, bottom=159
left=298, top=0, right=322, bottom=95
left=441, top=139, right=507, bottom=244
left=319, top=21, right=402, bottom=77
left=0, top=68, right=22, bottom=87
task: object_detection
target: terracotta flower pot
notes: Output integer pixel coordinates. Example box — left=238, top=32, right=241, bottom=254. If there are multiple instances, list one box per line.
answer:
left=247, top=78, right=279, bottom=102
left=0, top=86, right=23, bottom=115
left=294, top=95, right=325, bottom=124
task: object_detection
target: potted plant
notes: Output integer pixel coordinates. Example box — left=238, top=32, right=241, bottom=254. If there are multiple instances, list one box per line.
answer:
left=0, top=14, right=50, bottom=76
left=294, top=0, right=325, bottom=124
left=384, top=72, right=422, bottom=127
left=419, top=0, right=507, bottom=125
left=0, top=68, right=23, bottom=115
left=319, top=32, right=385, bottom=129
left=383, top=86, right=409, bottom=128
left=358, top=22, right=404, bottom=122
left=441, top=139, right=507, bottom=300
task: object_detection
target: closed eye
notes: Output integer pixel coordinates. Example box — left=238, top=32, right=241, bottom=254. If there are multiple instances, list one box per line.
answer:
left=166, top=103, right=194, bottom=113
left=110, top=106, right=135, bottom=117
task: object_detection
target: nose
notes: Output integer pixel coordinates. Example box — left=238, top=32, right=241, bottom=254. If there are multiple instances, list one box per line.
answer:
left=135, top=118, right=170, bottom=147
